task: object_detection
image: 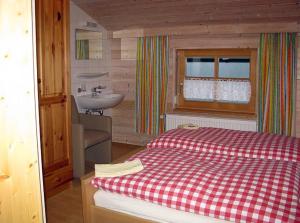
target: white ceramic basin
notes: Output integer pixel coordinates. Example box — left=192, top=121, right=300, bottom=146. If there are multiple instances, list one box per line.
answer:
left=77, top=93, right=124, bottom=110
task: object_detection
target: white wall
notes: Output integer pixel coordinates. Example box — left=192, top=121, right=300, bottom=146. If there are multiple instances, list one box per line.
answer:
left=70, top=1, right=112, bottom=114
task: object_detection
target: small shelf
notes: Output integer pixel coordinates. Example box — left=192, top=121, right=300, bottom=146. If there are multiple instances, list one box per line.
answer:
left=77, top=72, right=108, bottom=79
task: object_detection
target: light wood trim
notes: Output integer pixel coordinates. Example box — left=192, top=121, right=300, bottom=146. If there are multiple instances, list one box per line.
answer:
left=81, top=172, right=97, bottom=223
left=39, top=95, right=66, bottom=105
left=35, top=0, right=44, bottom=96
left=45, top=180, right=72, bottom=198
left=63, top=0, right=73, bottom=192
left=112, top=22, right=299, bottom=38
left=81, top=148, right=145, bottom=223
left=176, top=48, right=257, bottom=115
left=64, top=0, right=73, bottom=189
left=43, top=159, right=70, bottom=174
left=91, top=206, right=154, bottom=223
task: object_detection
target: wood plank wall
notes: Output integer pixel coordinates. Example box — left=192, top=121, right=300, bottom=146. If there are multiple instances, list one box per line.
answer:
left=0, top=0, right=45, bottom=222
left=110, top=38, right=153, bottom=145
left=109, top=22, right=300, bottom=145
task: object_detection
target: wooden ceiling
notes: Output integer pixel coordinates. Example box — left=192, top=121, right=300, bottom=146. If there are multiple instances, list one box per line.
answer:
left=73, top=0, right=300, bottom=31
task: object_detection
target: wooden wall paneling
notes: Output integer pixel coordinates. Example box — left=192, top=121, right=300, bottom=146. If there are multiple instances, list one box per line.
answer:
left=111, top=80, right=135, bottom=100
left=113, top=29, right=144, bottom=39
left=217, top=22, right=292, bottom=35
left=110, top=37, right=140, bottom=144
left=109, top=23, right=300, bottom=144
left=121, top=38, right=137, bottom=60
left=111, top=38, right=122, bottom=59
left=170, top=36, right=259, bottom=49
left=111, top=39, right=136, bottom=101
left=110, top=67, right=136, bottom=79
left=111, top=99, right=155, bottom=145
left=111, top=58, right=137, bottom=68
left=111, top=59, right=136, bottom=98
left=0, top=0, right=45, bottom=222
left=110, top=34, right=175, bottom=145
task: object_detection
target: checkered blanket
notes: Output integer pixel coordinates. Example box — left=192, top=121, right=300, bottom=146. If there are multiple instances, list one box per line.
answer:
left=147, top=127, right=300, bottom=162
left=92, top=147, right=300, bottom=222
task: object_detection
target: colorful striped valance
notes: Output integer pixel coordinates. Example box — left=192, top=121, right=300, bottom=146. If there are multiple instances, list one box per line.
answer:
left=136, top=36, right=169, bottom=136
left=258, top=33, right=297, bottom=136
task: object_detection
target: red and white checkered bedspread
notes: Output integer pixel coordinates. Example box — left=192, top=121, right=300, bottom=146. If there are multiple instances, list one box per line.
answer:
left=147, top=127, right=300, bottom=162
left=92, top=147, right=300, bottom=222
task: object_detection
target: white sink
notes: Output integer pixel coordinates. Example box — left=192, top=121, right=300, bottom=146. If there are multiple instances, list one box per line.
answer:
left=77, top=93, right=124, bottom=110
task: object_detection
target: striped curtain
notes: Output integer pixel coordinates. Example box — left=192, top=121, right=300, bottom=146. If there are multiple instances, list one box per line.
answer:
left=136, top=36, right=169, bottom=135
left=258, top=33, right=297, bottom=136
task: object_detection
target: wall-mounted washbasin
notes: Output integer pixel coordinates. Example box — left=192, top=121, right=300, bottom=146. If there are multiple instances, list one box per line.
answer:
left=77, top=93, right=124, bottom=110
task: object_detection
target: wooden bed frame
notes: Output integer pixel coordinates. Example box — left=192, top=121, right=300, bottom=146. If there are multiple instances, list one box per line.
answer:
left=81, top=147, right=155, bottom=223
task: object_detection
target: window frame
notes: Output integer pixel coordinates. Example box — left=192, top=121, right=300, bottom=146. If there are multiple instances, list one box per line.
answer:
left=176, top=49, right=257, bottom=115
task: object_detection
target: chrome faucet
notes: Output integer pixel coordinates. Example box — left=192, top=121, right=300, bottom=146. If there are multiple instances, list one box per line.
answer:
left=98, top=85, right=106, bottom=90
left=91, top=85, right=106, bottom=96
left=78, top=83, right=86, bottom=93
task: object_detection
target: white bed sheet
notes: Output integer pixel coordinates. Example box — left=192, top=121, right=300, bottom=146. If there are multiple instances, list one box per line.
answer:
left=94, top=190, right=230, bottom=223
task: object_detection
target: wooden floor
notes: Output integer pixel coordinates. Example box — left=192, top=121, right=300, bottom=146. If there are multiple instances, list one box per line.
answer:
left=46, top=142, right=142, bottom=223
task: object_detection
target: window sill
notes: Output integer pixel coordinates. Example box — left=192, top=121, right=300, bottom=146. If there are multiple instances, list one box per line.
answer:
left=171, top=108, right=257, bottom=121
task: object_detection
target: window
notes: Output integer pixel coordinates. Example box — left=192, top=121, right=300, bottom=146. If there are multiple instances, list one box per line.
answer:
left=176, top=49, right=257, bottom=115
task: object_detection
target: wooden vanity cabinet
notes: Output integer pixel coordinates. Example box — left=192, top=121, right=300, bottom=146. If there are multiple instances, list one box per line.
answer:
left=36, top=0, right=72, bottom=197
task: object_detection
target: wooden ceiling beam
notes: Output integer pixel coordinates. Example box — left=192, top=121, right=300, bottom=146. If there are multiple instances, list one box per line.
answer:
left=113, top=22, right=299, bottom=38
left=78, top=1, right=297, bottom=16
left=76, top=0, right=297, bottom=11
left=85, top=3, right=298, bottom=20
left=94, top=4, right=300, bottom=22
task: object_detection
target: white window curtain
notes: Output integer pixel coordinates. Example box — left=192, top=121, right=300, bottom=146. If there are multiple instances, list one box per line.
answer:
left=216, top=80, right=251, bottom=103
left=183, top=79, right=251, bottom=103
left=184, top=79, right=214, bottom=101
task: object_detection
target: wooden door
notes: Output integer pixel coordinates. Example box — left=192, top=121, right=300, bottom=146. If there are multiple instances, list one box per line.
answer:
left=36, top=0, right=72, bottom=196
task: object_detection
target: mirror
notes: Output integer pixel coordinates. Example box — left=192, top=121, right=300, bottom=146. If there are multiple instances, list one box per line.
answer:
left=75, top=29, right=102, bottom=60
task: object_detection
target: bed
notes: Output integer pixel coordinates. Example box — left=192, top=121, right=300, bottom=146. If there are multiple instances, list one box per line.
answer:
left=81, top=127, right=300, bottom=223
